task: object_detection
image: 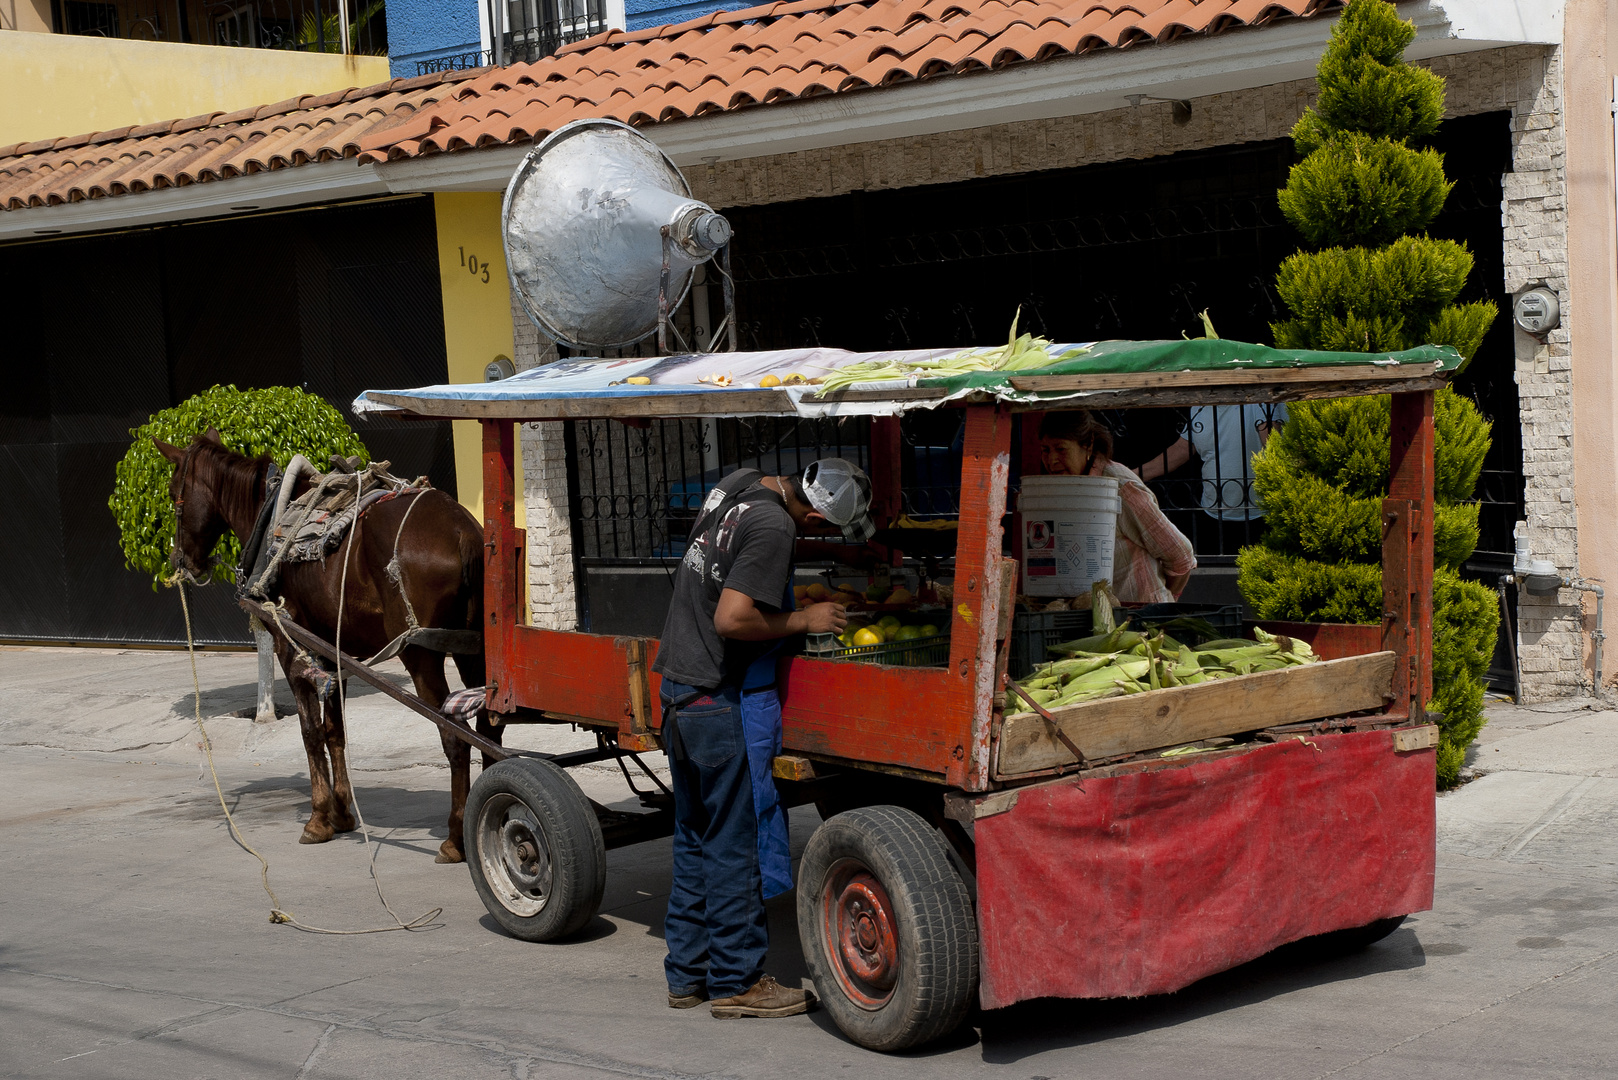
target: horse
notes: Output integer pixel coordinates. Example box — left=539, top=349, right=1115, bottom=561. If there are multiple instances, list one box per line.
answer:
left=155, top=429, right=499, bottom=863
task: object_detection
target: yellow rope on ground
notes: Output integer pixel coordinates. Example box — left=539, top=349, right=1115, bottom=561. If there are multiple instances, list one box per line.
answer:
left=167, top=565, right=441, bottom=935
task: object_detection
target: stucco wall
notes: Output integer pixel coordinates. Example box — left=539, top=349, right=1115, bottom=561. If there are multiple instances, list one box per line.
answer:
left=0, top=0, right=50, bottom=32
left=386, top=0, right=482, bottom=78
left=0, top=32, right=389, bottom=146
left=1562, top=0, right=1618, bottom=691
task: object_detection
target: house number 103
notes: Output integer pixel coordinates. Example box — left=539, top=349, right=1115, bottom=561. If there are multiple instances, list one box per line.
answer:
left=460, top=246, right=491, bottom=283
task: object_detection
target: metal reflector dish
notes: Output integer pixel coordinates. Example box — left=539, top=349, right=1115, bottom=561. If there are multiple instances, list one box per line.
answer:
left=502, top=119, right=727, bottom=350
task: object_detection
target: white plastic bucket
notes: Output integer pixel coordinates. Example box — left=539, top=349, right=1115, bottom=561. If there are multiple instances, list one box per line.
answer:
left=1018, top=475, right=1121, bottom=597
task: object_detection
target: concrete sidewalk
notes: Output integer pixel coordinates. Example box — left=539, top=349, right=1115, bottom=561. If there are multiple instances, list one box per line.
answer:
left=1, top=644, right=1615, bottom=1078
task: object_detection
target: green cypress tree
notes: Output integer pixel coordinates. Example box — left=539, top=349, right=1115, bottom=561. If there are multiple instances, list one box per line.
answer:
left=1238, top=0, right=1499, bottom=786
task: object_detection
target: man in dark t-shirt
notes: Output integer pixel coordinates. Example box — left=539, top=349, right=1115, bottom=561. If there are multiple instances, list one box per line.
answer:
left=653, top=459, right=874, bottom=1018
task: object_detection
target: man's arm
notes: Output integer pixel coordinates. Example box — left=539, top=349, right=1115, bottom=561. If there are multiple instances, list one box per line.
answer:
left=714, top=588, right=848, bottom=640
left=1137, top=437, right=1193, bottom=481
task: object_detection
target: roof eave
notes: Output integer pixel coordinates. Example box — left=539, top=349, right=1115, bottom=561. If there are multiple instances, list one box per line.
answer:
left=374, top=0, right=1559, bottom=193
left=0, top=156, right=389, bottom=242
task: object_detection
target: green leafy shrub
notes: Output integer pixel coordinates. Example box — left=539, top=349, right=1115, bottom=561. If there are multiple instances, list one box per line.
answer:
left=1245, top=0, right=1500, bottom=788
left=110, top=385, right=369, bottom=587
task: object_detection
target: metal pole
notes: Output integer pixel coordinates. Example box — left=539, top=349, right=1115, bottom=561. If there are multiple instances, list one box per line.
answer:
left=338, top=0, right=350, bottom=54
left=250, top=614, right=278, bottom=723
left=658, top=226, right=672, bottom=354
left=720, top=242, right=737, bottom=351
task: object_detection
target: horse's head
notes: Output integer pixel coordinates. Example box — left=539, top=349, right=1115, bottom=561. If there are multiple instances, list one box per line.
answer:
left=154, top=428, right=229, bottom=585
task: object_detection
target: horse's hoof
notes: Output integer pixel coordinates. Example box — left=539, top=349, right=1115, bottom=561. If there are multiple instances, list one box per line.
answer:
left=333, top=816, right=357, bottom=834
left=300, top=824, right=334, bottom=844
left=436, top=840, right=465, bottom=864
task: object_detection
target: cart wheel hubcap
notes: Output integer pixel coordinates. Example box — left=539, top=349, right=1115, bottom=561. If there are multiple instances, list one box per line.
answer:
left=477, top=793, right=552, bottom=917
left=822, top=860, right=899, bottom=1009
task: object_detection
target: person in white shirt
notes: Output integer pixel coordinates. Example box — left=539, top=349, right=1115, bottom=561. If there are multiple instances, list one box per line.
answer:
left=1137, top=403, right=1286, bottom=555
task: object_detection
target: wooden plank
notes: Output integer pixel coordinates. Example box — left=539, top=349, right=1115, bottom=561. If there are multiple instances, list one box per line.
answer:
left=504, top=625, right=637, bottom=725
left=239, top=597, right=516, bottom=763
left=483, top=419, right=520, bottom=715
left=623, top=637, right=651, bottom=734
left=772, top=755, right=817, bottom=781
left=1394, top=725, right=1438, bottom=752
left=994, top=652, right=1397, bottom=778
left=1003, top=377, right=1448, bottom=411
left=778, top=656, right=962, bottom=779
left=1008, top=363, right=1438, bottom=392
left=1384, top=390, right=1436, bottom=720
left=371, top=389, right=799, bottom=420
left=952, top=403, right=1015, bottom=790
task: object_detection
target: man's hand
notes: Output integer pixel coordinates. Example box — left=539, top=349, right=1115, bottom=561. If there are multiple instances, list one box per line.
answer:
left=715, top=588, right=847, bottom=640
left=801, top=602, right=848, bottom=635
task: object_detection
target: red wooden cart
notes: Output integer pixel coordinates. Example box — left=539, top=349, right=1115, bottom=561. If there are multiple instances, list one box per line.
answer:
left=340, top=349, right=1444, bottom=1051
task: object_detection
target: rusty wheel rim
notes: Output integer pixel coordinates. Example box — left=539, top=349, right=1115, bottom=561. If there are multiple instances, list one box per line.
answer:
left=476, top=793, right=552, bottom=917
left=821, top=858, right=899, bottom=1010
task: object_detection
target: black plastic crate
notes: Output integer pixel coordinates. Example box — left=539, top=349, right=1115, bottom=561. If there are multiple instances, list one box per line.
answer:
left=1009, top=609, right=1094, bottom=679
left=834, top=633, right=950, bottom=667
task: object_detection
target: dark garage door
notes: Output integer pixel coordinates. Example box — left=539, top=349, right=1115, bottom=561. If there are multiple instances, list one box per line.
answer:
left=0, top=195, right=454, bottom=646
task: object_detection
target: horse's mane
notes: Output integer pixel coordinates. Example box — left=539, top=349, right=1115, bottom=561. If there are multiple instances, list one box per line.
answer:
left=192, top=441, right=274, bottom=528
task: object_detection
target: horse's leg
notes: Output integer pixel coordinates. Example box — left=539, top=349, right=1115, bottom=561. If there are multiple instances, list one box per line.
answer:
left=452, top=651, right=502, bottom=770
left=276, top=638, right=340, bottom=845
left=402, top=646, right=469, bottom=864
left=323, top=683, right=358, bottom=835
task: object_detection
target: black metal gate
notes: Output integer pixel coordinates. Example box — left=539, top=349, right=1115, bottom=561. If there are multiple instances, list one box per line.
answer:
left=0, top=195, right=454, bottom=646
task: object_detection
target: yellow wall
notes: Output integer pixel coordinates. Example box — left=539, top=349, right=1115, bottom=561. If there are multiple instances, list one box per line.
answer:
left=432, top=192, right=517, bottom=528
left=1, top=1, right=52, bottom=33
left=0, top=32, right=390, bottom=145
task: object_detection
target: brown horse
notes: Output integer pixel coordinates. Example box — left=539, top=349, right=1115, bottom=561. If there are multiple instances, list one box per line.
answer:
left=155, top=429, right=499, bottom=862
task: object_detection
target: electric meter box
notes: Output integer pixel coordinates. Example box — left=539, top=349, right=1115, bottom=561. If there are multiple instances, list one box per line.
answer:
left=1513, top=288, right=1560, bottom=335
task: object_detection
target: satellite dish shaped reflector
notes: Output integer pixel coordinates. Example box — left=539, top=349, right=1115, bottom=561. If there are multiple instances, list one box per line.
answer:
left=502, top=118, right=731, bottom=350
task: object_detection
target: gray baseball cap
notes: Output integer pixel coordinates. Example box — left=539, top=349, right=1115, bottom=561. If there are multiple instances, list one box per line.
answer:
left=801, top=458, right=876, bottom=542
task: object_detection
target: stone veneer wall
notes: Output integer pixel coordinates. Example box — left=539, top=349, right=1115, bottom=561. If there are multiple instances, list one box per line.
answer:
left=508, top=285, right=579, bottom=631
left=518, top=45, right=1587, bottom=697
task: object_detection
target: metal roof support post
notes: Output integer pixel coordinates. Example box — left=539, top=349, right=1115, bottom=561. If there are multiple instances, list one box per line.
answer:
left=483, top=418, right=522, bottom=716
left=1383, top=390, right=1436, bottom=722
left=950, top=403, right=1013, bottom=790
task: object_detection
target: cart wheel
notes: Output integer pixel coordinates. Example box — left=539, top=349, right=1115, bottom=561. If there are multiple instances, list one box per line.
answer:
left=797, top=806, right=978, bottom=1052
left=464, top=758, right=605, bottom=942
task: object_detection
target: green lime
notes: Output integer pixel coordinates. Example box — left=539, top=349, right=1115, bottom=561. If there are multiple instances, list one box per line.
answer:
left=895, top=625, right=924, bottom=641
left=918, top=624, right=940, bottom=638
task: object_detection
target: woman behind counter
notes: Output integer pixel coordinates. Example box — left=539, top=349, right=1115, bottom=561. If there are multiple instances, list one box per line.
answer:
left=1036, top=411, right=1196, bottom=605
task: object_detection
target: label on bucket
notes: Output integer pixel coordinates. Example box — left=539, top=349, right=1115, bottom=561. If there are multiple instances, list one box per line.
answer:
left=1022, top=515, right=1116, bottom=591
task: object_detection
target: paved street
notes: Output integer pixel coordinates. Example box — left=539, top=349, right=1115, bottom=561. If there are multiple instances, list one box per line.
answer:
left=2, top=644, right=1615, bottom=1079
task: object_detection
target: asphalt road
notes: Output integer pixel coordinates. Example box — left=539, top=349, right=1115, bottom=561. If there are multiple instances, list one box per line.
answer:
left=1, top=645, right=1615, bottom=1079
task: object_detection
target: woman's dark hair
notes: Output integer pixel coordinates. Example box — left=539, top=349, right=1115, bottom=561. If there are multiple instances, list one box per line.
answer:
left=1038, top=410, right=1114, bottom=459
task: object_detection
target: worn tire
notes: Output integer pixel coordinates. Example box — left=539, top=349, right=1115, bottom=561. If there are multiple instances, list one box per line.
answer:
left=464, top=758, right=605, bottom=942
left=798, top=806, right=978, bottom=1052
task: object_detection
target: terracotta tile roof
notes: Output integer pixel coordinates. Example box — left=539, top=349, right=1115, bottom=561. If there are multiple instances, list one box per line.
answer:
left=0, top=69, right=490, bottom=212
left=357, top=0, right=1350, bottom=162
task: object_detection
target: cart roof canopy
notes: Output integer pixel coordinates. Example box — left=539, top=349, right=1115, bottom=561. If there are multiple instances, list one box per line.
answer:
left=353, top=339, right=1461, bottom=421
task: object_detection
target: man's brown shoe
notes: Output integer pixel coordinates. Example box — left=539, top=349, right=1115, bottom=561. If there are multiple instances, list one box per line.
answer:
left=668, top=988, right=707, bottom=1009
left=709, top=975, right=812, bottom=1018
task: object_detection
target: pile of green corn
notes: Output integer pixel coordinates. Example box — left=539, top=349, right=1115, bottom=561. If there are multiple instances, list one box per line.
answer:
left=1005, top=627, right=1318, bottom=715
left=814, top=310, right=1087, bottom=395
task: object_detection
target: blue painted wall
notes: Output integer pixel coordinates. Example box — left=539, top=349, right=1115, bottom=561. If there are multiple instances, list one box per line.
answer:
left=626, top=0, right=749, bottom=31
left=386, top=0, right=750, bottom=76
left=388, top=0, right=484, bottom=78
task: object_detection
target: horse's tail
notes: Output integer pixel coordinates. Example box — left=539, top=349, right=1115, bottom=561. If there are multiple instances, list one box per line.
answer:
left=457, top=516, right=484, bottom=628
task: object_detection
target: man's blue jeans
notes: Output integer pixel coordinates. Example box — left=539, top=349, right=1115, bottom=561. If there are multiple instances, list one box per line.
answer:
left=662, top=683, right=768, bottom=998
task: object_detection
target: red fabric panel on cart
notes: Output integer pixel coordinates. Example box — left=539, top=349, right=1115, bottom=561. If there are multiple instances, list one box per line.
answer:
left=974, top=728, right=1435, bottom=1009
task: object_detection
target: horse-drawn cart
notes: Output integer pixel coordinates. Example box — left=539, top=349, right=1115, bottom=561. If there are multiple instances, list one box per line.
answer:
left=334, top=336, right=1448, bottom=1051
